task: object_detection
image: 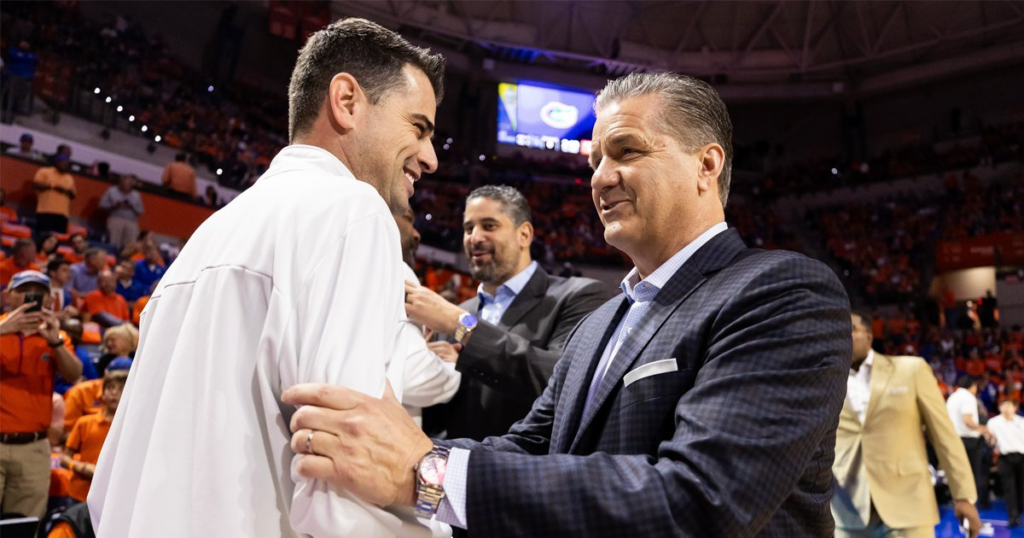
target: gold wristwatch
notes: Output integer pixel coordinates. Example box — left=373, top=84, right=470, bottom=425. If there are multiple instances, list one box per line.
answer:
left=453, top=313, right=478, bottom=345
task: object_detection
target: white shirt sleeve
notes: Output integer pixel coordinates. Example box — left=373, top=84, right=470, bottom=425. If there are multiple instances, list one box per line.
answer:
left=398, top=272, right=461, bottom=407
left=285, top=209, right=430, bottom=537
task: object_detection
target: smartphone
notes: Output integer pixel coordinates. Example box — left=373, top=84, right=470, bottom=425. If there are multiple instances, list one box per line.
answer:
left=23, top=292, right=45, bottom=313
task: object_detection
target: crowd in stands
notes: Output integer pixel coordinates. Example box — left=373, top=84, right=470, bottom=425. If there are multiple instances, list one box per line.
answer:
left=806, top=173, right=1024, bottom=305
left=759, top=120, right=1023, bottom=199
left=1, top=2, right=283, bottom=189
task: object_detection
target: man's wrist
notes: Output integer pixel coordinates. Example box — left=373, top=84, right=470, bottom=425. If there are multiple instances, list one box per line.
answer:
left=446, top=308, right=467, bottom=335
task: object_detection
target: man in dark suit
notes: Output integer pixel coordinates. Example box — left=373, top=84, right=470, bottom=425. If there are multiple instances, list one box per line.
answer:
left=284, top=72, right=852, bottom=536
left=404, top=185, right=613, bottom=440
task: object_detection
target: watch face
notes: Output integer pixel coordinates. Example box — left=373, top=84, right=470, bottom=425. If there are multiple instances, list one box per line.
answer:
left=461, top=314, right=478, bottom=330
left=419, top=454, right=447, bottom=486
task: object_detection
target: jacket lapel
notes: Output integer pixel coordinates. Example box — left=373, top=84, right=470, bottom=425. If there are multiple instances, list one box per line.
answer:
left=569, top=229, right=747, bottom=453
left=498, top=269, right=549, bottom=330
left=553, top=296, right=630, bottom=454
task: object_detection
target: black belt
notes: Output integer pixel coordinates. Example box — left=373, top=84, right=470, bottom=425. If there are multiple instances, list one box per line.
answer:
left=0, top=431, right=48, bottom=444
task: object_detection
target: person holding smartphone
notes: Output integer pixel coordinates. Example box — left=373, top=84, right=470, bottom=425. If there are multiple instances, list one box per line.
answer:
left=0, top=270, right=81, bottom=518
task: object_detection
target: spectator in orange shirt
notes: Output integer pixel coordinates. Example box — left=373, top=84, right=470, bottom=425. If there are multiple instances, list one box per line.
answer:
left=33, top=153, right=77, bottom=238
left=61, top=368, right=128, bottom=502
left=0, top=271, right=81, bottom=518
left=63, top=356, right=133, bottom=433
left=0, top=238, right=40, bottom=289
left=161, top=152, right=196, bottom=198
left=82, top=270, right=129, bottom=328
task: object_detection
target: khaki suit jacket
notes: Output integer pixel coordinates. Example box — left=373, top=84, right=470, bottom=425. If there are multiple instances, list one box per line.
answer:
left=832, top=353, right=977, bottom=529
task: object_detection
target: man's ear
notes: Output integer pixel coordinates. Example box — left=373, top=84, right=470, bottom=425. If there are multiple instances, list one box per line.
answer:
left=518, top=221, right=534, bottom=249
left=328, top=73, right=364, bottom=131
left=695, top=142, right=725, bottom=196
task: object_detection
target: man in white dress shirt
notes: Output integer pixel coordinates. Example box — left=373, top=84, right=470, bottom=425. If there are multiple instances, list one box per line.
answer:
left=88, top=18, right=450, bottom=537
left=948, top=375, right=994, bottom=509
left=393, top=205, right=461, bottom=426
left=988, top=399, right=1024, bottom=526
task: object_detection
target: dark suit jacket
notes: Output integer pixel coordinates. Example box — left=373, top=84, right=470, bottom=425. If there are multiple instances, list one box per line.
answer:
left=425, top=266, right=615, bottom=441
left=443, top=229, right=852, bottom=537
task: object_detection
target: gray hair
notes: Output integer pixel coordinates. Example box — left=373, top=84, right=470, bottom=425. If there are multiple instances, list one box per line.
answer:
left=595, top=72, right=733, bottom=208
left=466, top=185, right=532, bottom=227
left=288, top=18, right=446, bottom=141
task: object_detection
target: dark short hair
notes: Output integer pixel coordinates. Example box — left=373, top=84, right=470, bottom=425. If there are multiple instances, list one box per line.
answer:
left=47, top=257, right=70, bottom=274
left=287, top=17, right=445, bottom=141
left=85, top=247, right=107, bottom=261
left=957, top=376, right=982, bottom=390
left=851, top=311, right=873, bottom=332
left=596, top=72, right=734, bottom=208
left=466, top=185, right=532, bottom=227
left=175, top=152, right=186, bottom=162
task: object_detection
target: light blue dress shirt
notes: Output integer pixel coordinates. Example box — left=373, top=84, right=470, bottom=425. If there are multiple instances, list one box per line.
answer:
left=477, top=261, right=538, bottom=325
left=436, top=222, right=730, bottom=528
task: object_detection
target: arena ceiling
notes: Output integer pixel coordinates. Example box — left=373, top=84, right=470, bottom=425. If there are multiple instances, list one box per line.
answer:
left=332, top=0, right=1024, bottom=99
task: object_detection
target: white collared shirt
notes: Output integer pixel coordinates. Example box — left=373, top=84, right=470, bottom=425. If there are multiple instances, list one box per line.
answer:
left=988, top=414, right=1024, bottom=455
left=947, top=388, right=982, bottom=438
left=89, top=145, right=449, bottom=537
left=847, top=350, right=874, bottom=423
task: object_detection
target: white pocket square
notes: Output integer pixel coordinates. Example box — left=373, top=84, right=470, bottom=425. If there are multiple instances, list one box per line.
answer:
left=624, top=359, right=678, bottom=387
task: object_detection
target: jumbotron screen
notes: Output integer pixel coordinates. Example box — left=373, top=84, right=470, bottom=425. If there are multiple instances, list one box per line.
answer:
left=497, top=81, right=596, bottom=156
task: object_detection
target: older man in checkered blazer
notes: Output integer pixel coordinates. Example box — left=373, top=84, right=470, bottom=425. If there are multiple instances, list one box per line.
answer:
left=284, top=72, right=852, bottom=537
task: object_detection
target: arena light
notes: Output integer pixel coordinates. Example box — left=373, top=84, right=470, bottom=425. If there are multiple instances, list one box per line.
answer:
left=208, top=85, right=214, bottom=92
left=117, top=106, right=123, bottom=112
left=128, top=115, right=135, bottom=122
left=446, top=138, right=453, bottom=144
left=478, top=154, right=486, bottom=161
left=94, top=87, right=101, bottom=94
left=141, top=125, right=148, bottom=132
left=105, top=97, right=112, bottom=104
left=831, top=168, right=838, bottom=175
left=154, top=135, right=162, bottom=142
left=216, top=168, right=223, bottom=176
left=442, top=144, right=450, bottom=150
left=425, top=214, right=432, bottom=221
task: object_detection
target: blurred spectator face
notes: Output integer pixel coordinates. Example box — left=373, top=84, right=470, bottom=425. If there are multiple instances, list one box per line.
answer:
left=116, top=260, right=135, bottom=282
left=1001, top=399, right=1018, bottom=419
left=851, top=313, right=873, bottom=363
left=40, top=234, right=59, bottom=254
left=19, top=134, right=33, bottom=152
left=87, top=251, right=107, bottom=273
left=98, top=270, right=117, bottom=294
left=144, top=245, right=161, bottom=265
left=55, top=155, right=71, bottom=173
left=71, top=233, right=87, bottom=253
left=394, top=207, right=420, bottom=266
left=8, top=281, right=52, bottom=311
left=49, top=261, right=71, bottom=287
left=349, top=65, right=438, bottom=214
left=13, top=240, right=36, bottom=266
left=103, top=380, right=125, bottom=414
left=463, top=197, right=526, bottom=285
left=103, top=332, right=130, bottom=356
left=118, top=174, right=135, bottom=192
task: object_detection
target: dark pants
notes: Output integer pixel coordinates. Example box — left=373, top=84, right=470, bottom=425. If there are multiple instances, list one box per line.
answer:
left=963, top=437, right=989, bottom=507
left=1000, top=453, right=1024, bottom=519
left=35, top=213, right=68, bottom=239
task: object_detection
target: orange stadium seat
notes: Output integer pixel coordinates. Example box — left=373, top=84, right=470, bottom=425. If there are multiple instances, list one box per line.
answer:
left=1, top=222, right=32, bottom=239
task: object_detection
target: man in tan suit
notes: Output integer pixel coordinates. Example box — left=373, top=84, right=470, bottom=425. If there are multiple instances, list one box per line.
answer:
left=832, top=312, right=982, bottom=537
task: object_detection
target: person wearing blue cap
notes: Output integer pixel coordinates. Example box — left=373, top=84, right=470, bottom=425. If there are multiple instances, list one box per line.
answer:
left=5, top=133, right=42, bottom=161
left=0, top=270, right=81, bottom=518
left=33, top=150, right=77, bottom=238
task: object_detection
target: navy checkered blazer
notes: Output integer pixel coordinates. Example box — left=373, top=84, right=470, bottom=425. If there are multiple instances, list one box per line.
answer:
left=443, top=228, right=852, bottom=537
